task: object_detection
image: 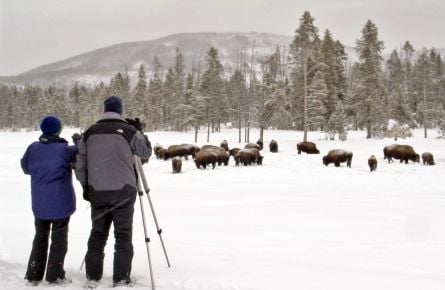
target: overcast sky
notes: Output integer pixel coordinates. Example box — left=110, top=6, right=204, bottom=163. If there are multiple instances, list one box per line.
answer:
left=1, top=0, right=444, bottom=75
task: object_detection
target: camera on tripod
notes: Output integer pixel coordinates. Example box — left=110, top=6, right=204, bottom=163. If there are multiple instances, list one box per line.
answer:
left=125, top=117, right=146, bottom=132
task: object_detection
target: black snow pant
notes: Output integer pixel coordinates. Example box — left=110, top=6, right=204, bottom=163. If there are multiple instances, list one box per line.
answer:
left=85, top=199, right=135, bottom=283
left=25, top=217, right=70, bottom=283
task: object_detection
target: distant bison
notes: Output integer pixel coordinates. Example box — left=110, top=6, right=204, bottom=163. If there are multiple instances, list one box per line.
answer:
left=368, top=155, right=377, bottom=172
left=297, top=141, right=320, bottom=154
left=164, top=144, right=200, bottom=160
left=235, top=148, right=263, bottom=166
left=323, top=149, right=353, bottom=168
left=244, top=143, right=261, bottom=150
left=421, top=152, right=435, bottom=165
left=384, top=144, right=419, bottom=164
left=220, top=140, right=229, bottom=151
left=269, top=140, right=278, bottom=153
left=256, top=139, right=264, bottom=150
left=153, top=144, right=164, bottom=159
left=194, top=151, right=218, bottom=169
left=200, top=145, right=230, bottom=166
left=172, top=157, right=182, bottom=173
left=229, top=148, right=241, bottom=158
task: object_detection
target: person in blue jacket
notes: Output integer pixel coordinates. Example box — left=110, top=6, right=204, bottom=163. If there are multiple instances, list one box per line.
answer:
left=21, top=116, right=78, bottom=286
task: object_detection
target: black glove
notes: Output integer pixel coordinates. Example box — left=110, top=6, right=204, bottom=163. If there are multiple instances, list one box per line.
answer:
left=125, top=118, right=145, bottom=132
left=72, top=133, right=82, bottom=144
left=83, top=185, right=90, bottom=202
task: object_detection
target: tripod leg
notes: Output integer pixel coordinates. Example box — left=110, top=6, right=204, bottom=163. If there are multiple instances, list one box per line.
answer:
left=135, top=163, right=156, bottom=290
left=135, top=156, right=171, bottom=268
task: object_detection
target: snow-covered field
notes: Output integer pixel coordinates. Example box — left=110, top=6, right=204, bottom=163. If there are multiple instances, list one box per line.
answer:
left=1, top=128, right=445, bottom=290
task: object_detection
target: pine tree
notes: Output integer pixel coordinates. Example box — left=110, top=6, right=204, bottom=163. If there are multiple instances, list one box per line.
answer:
left=307, top=70, right=328, bottom=129
left=352, top=19, right=386, bottom=138
left=289, top=11, right=320, bottom=141
left=133, top=64, right=148, bottom=122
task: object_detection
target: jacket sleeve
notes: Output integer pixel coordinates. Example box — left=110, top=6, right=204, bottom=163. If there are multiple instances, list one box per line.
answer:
left=130, top=131, right=152, bottom=159
left=61, top=145, right=78, bottom=163
left=20, top=147, right=30, bottom=175
left=74, top=140, right=88, bottom=186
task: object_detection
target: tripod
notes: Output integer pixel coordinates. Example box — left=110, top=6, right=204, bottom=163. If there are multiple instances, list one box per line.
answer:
left=134, top=155, right=171, bottom=290
left=80, top=156, right=170, bottom=290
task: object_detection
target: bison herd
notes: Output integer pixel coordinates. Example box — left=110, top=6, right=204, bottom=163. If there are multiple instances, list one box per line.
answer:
left=153, top=139, right=435, bottom=174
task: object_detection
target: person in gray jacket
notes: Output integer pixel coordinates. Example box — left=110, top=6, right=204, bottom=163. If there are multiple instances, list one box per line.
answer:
left=75, top=95, right=152, bottom=287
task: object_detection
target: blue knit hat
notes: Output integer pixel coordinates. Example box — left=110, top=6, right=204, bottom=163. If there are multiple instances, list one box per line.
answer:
left=104, top=96, right=123, bottom=115
left=40, top=116, right=62, bottom=135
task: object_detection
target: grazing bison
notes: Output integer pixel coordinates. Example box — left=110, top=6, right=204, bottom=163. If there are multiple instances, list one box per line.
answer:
left=383, top=144, right=399, bottom=162
left=297, top=141, right=320, bottom=154
left=368, top=155, right=377, bottom=172
left=235, top=148, right=263, bottom=166
left=220, top=140, right=229, bottom=151
left=323, top=149, right=353, bottom=168
left=384, top=144, right=419, bottom=164
left=153, top=144, right=164, bottom=159
left=200, top=145, right=230, bottom=166
left=269, top=140, right=278, bottom=153
left=164, top=144, right=200, bottom=160
left=229, top=148, right=241, bottom=158
left=194, top=151, right=218, bottom=169
left=172, top=157, right=182, bottom=173
left=244, top=143, right=261, bottom=150
left=421, top=152, right=435, bottom=165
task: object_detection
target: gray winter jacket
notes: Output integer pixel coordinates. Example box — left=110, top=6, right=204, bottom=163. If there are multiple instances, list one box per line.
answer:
left=75, top=112, right=152, bottom=206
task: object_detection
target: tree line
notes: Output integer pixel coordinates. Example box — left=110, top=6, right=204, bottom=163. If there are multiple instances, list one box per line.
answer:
left=1, top=11, right=444, bottom=141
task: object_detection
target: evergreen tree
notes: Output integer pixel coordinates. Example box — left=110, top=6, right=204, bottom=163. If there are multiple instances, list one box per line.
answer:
left=289, top=11, right=320, bottom=141
left=133, top=64, right=148, bottom=122
left=307, top=70, right=328, bottom=129
left=352, top=19, right=386, bottom=138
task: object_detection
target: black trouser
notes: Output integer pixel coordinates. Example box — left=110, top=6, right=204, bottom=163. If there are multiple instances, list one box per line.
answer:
left=25, top=217, right=70, bottom=282
left=85, top=199, right=135, bottom=283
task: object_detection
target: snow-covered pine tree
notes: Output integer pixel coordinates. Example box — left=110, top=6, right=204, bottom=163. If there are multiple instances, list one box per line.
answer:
left=307, top=70, right=328, bottom=130
left=147, top=57, right=163, bottom=130
left=289, top=11, right=320, bottom=141
left=352, top=19, right=386, bottom=138
left=133, top=64, right=148, bottom=124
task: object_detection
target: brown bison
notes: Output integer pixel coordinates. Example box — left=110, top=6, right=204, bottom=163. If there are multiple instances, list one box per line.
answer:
left=220, top=140, right=229, bottom=151
left=164, top=144, right=200, bottom=160
left=368, top=155, right=377, bottom=172
left=200, top=145, right=230, bottom=166
left=256, top=139, right=264, bottom=150
left=297, top=141, right=320, bottom=154
left=384, top=144, right=419, bottom=164
left=235, top=148, right=263, bottom=166
left=323, top=149, right=353, bottom=168
left=194, top=151, right=218, bottom=169
left=421, top=152, right=435, bottom=165
left=172, top=157, right=182, bottom=173
left=244, top=143, right=261, bottom=150
left=153, top=144, right=164, bottom=159
left=229, top=148, right=241, bottom=157
left=269, top=140, right=278, bottom=153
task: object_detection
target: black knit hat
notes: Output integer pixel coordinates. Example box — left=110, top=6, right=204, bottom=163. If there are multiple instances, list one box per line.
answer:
left=104, top=96, right=123, bottom=115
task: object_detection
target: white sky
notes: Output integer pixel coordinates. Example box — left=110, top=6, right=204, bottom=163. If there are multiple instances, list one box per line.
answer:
left=1, top=0, right=444, bottom=75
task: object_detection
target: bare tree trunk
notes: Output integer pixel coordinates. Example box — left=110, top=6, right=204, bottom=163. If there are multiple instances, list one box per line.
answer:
left=194, top=125, right=198, bottom=143
left=207, top=121, right=210, bottom=143
left=259, top=125, right=264, bottom=142
left=423, top=80, right=428, bottom=138
left=247, top=121, right=250, bottom=143
left=303, top=52, right=308, bottom=142
left=238, top=116, right=242, bottom=143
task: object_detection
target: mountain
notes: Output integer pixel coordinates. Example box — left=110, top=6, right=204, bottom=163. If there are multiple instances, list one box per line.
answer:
left=0, top=32, right=295, bottom=86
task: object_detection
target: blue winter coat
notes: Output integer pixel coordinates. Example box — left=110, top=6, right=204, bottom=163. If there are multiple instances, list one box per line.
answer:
left=21, top=134, right=78, bottom=220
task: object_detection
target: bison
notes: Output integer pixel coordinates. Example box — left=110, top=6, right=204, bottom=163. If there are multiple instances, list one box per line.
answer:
left=153, top=144, right=164, bottom=159
left=421, top=152, right=435, bottom=165
left=172, top=157, right=182, bottom=173
left=244, top=143, right=261, bottom=150
left=297, top=141, right=320, bottom=154
left=164, top=144, right=200, bottom=160
left=368, top=155, right=377, bottom=172
left=235, top=148, right=263, bottom=166
left=256, top=139, right=264, bottom=150
left=269, top=140, right=278, bottom=153
left=220, top=140, right=229, bottom=151
left=384, top=144, right=419, bottom=164
left=194, top=150, right=218, bottom=169
left=200, top=145, right=230, bottom=166
left=323, top=149, right=353, bottom=168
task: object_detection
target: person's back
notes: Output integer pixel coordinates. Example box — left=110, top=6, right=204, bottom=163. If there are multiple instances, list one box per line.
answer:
left=21, top=116, right=77, bottom=286
left=75, top=96, right=152, bottom=287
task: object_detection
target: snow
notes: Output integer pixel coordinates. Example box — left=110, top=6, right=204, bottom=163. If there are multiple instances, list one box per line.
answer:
left=1, top=128, right=445, bottom=289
